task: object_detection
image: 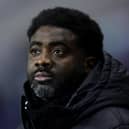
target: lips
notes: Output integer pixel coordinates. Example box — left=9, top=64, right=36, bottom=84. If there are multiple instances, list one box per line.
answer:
left=34, top=71, right=53, bottom=82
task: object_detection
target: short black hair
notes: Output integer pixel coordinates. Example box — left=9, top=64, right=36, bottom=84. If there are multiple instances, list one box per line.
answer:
left=27, top=7, right=104, bottom=60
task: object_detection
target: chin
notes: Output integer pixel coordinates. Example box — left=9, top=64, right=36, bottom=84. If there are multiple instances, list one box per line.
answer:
left=31, top=81, right=55, bottom=99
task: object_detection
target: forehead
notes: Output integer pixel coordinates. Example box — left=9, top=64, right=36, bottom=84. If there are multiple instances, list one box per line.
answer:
left=30, top=26, right=77, bottom=43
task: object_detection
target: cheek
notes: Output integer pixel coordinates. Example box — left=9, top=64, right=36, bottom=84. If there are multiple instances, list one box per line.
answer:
left=55, top=57, right=81, bottom=75
left=27, top=60, right=35, bottom=75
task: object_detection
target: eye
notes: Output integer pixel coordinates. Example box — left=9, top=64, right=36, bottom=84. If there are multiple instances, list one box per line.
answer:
left=53, top=49, right=64, bottom=57
left=30, top=48, right=41, bottom=56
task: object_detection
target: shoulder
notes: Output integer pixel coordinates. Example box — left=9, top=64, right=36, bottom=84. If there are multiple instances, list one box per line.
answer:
left=16, top=124, right=24, bottom=129
left=72, top=107, right=129, bottom=129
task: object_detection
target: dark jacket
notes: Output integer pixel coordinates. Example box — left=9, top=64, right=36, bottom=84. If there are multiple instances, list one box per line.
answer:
left=21, top=52, right=129, bottom=129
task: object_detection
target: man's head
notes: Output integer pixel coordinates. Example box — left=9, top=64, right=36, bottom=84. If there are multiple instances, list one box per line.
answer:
left=26, top=7, right=104, bottom=101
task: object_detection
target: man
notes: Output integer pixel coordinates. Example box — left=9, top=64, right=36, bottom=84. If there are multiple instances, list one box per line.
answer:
left=21, top=7, right=129, bottom=129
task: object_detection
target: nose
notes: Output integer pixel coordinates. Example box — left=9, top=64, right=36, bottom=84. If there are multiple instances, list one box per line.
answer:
left=35, top=52, right=52, bottom=70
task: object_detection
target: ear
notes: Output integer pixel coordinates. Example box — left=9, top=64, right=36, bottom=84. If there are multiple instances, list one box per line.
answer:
left=84, top=56, right=97, bottom=73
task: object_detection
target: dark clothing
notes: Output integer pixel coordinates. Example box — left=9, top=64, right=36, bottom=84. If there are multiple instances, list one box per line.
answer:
left=21, top=52, right=129, bottom=129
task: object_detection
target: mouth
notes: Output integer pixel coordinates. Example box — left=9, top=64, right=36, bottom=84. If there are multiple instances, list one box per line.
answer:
left=34, top=71, right=53, bottom=82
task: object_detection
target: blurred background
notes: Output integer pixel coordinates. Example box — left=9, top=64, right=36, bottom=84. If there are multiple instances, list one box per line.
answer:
left=0, top=0, right=129, bottom=129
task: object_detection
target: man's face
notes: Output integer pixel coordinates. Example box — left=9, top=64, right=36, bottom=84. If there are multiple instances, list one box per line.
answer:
left=27, top=26, right=86, bottom=100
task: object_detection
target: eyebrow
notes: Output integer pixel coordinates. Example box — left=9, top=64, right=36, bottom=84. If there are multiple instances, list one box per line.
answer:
left=29, top=40, right=69, bottom=49
left=30, top=41, right=42, bottom=48
left=49, top=41, right=67, bottom=47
